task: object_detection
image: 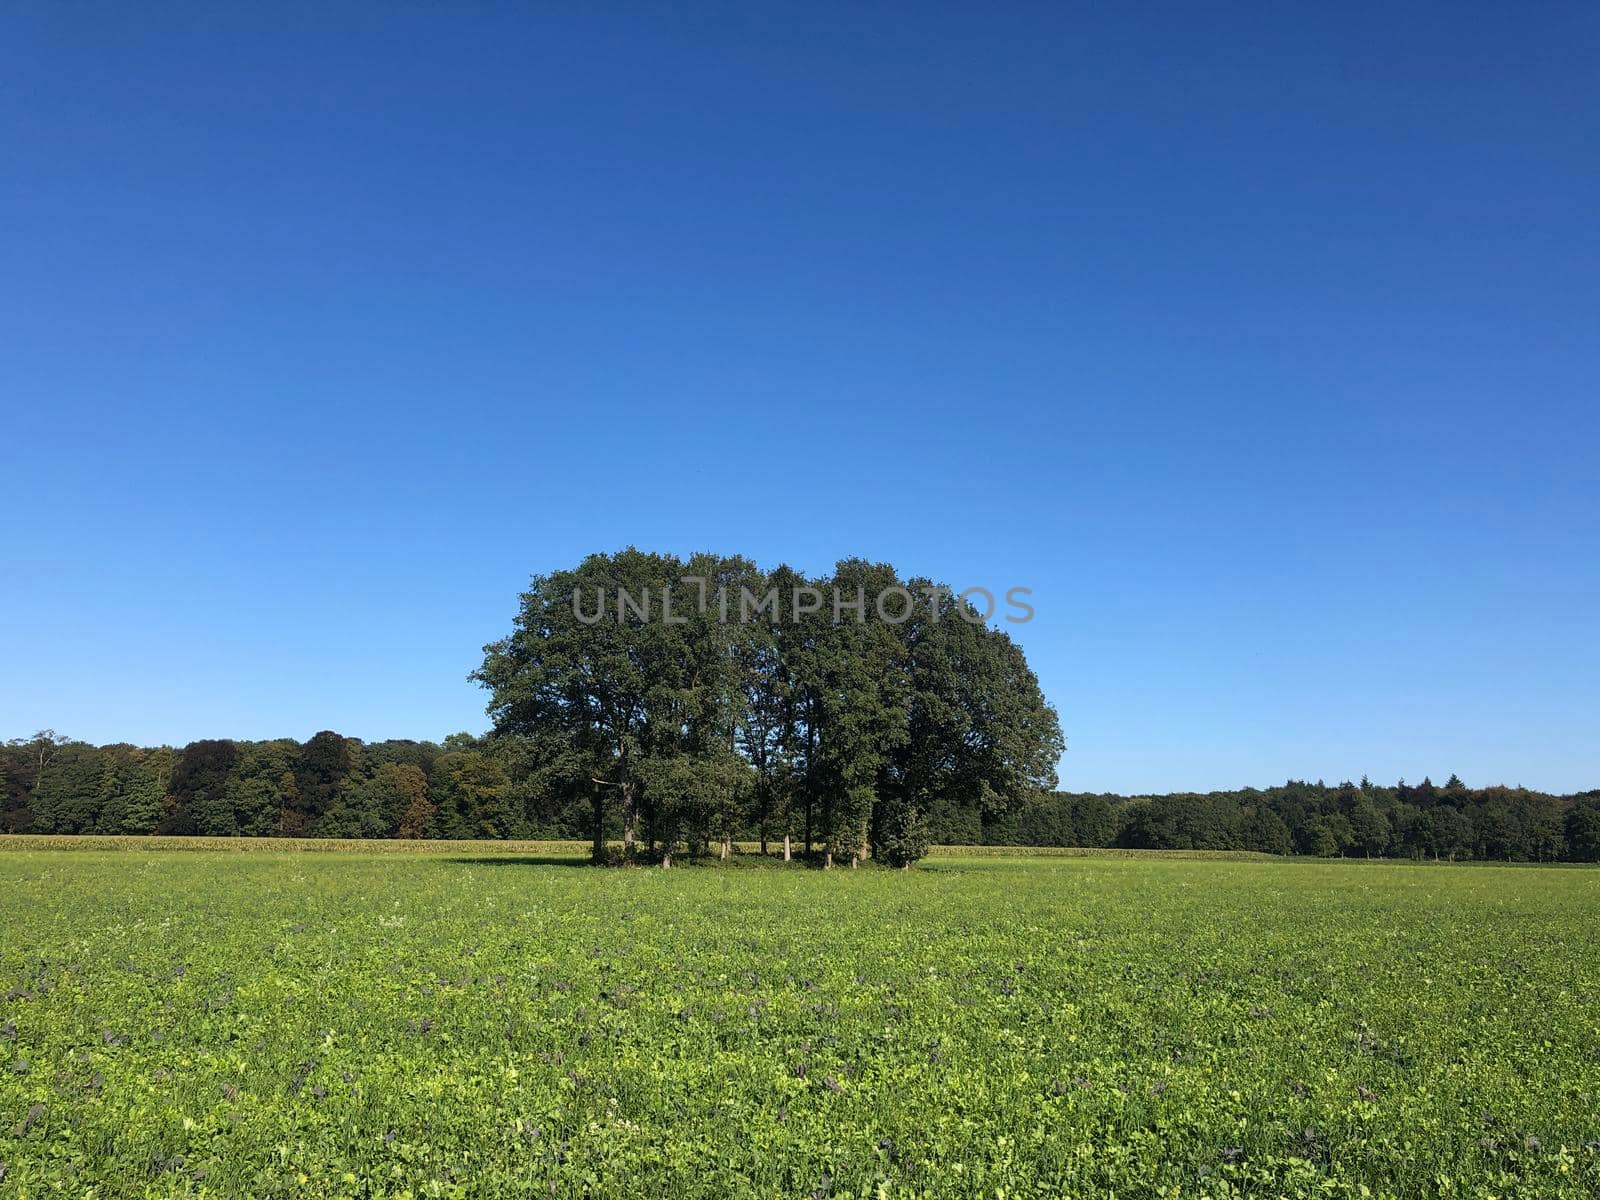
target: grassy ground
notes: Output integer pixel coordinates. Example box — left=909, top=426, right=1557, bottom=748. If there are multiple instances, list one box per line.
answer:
left=0, top=846, right=1597, bottom=1197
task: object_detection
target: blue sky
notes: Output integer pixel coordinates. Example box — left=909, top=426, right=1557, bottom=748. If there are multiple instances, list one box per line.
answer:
left=3, top=4, right=1596, bottom=793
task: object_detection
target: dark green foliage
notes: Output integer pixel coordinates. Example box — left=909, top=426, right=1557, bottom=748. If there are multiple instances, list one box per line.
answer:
left=475, top=552, right=1059, bottom=868
left=872, top=799, right=930, bottom=868
left=291, top=731, right=355, bottom=836
left=1238, top=805, right=1294, bottom=854
left=224, top=740, right=298, bottom=837
left=1565, top=794, right=1600, bottom=862
left=164, top=739, right=240, bottom=836
left=93, top=746, right=171, bottom=835
left=428, top=750, right=518, bottom=840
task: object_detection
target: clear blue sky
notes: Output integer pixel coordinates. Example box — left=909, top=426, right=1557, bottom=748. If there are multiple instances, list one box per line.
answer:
left=4, top=4, right=1596, bottom=794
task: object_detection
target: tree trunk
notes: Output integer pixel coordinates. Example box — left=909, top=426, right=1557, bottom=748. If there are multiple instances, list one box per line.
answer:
left=591, top=781, right=605, bottom=863
left=783, top=833, right=791, bottom=862
left=824, top=849, right=833, bottom=869
left=719, top=836, right=729, bottom=860
left=661, top=848, right=672, bottom=869
left=850, top=853, right=858, bottom=869
left=622, top=782, right=638, bottom=858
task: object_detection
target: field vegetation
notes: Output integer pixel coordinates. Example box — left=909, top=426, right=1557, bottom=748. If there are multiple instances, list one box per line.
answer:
left=2, top=846, right=1597, bottom=1197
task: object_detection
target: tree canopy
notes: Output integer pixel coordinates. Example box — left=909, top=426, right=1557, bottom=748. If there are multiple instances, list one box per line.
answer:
left=473, top=550, right=1064, bottom=867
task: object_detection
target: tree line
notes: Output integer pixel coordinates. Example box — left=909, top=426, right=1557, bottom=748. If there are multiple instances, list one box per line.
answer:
left=5, top=731, right=1598, bottom=863
left=992, top=776, right=1600, bottom=862
left=5, top=549, right=1597, bottom=865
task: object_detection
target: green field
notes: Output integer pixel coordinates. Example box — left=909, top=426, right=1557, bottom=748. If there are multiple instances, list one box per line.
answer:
left=1, top=847, right=1597, bottom=1198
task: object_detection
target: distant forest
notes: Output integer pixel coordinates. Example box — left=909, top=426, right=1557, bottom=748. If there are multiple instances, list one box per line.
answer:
left=5, top=730, right=1598, bottom=863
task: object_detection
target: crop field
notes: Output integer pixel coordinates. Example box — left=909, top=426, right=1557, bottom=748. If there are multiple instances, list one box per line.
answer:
left=1, top=848, right=1597, bottom=1198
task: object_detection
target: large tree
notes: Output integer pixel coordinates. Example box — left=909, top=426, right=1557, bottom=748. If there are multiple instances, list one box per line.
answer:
left=475, top=549, right=717, bottom=862
left=882, top=579, right=1061, bottom=862
left=476, top=550, right=1063, bottom=868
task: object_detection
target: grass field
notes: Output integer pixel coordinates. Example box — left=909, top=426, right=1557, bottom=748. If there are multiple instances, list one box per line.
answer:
left=1, top=846, right=1597, bottom=1198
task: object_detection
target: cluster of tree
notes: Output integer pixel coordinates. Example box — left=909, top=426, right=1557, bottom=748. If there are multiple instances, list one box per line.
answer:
left=473, top=551, right=1065, bottom=867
